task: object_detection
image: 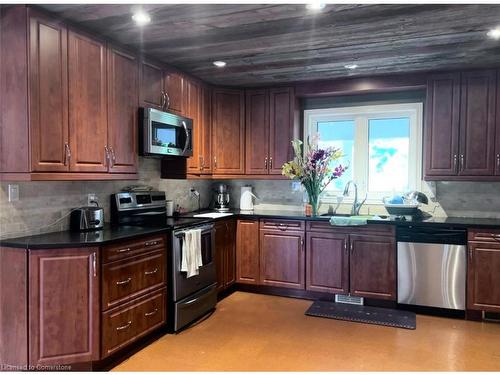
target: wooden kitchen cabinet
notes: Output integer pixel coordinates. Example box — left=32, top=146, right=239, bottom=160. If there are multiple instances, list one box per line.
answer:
left=68, top=30, right=108, bottom=172
left=245, top=87, right=295, bottom=175
left=349, top=234, right=396, bottom=300
left=236, top=219, right=260, bottom=284
left=164, top=70, right=186, bottom=115
left=496, top=72, right=500, bottom=176
left=139, top=59, right=164, bottom=109
left=29, top=247, right=100, bottom=366
left=28, top=11, right=69, bottom=172
left=107, top=46, right=139, bottom=174
left=215, top=219, right=236, bottom=294
left=424, top=69, right=497, bottom=180
left=467, top=229, right=500, bottom=312
left=212, top=88, right=245, bottom=175
left=259, top=226, right=305, bottom=289
left=306, top=231, right=349, bottom=294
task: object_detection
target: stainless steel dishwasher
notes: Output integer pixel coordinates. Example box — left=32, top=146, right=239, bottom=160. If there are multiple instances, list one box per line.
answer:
left=397, top=225, right=467, bottom=310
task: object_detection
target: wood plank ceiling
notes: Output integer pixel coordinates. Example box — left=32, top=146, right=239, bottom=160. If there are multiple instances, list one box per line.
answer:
left=39, top=4, right=500, bottom=86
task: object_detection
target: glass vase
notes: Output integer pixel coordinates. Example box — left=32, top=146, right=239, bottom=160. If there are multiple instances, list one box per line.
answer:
left=307, top=190, right=320, bottom=216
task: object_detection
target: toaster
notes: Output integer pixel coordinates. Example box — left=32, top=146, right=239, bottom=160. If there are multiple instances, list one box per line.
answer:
left=70, top=207, right=104, bottom=231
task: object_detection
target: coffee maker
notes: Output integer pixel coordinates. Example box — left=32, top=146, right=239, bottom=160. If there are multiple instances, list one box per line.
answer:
left=213, top=183, right=230, bottom=212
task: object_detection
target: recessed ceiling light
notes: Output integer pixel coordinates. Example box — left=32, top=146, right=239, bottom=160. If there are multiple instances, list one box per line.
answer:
left=344, top=64, right=358, bottom=70
left=213, top=61, right=227, bottom=68
left=487, top=27, right=500, bottom=40
left=306, top=2, right=326, bottom=11
left=132, top=12, right=151, bottom=26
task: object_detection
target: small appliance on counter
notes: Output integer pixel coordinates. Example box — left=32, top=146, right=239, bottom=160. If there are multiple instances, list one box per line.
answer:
left=240, top=185, right=258, bottom=211
left=383, top=191, right=431, bottom=221
left=213, top=183, right=230, bottom=212
left=70, top=206, right=104, bottom=231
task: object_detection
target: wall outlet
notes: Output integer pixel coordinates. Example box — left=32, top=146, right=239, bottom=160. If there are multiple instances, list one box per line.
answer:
left=8, top=184, right=19, bottom=202
left=87, top=193, right=98, bottom=206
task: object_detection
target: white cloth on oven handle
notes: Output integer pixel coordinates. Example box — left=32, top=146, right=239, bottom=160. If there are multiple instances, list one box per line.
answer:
left=181, top=228, right=203, bottom=278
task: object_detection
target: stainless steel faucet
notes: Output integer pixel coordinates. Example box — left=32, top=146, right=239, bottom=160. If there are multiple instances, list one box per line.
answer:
left=343, top=181, right=367, bottom=216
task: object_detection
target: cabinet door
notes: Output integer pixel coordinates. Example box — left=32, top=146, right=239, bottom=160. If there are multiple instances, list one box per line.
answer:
left=68, top=31, right=108, bottom=172
left=164, top=71, right=185, bottom=115
left=139, top=60, right=164, bottom=109
left=269, top=87, right=295, bottom=174
left=467, top=242, right=500, bottom=312
left=214, top=220, right=227, bottom=294
left=306, top=231, right=349, bottom=294
left=260, top=229, right=305, bottom=290
left=29, top=13, right=69, bottom=172
left=349, top=234, right=396, bottom=300
left=212, top=89, right=245, bottom=174
left=459, top=70, right=497, bottom=176
left=200, top=86, right=212, bottom=174
left=245, top=89, right=269, bottom=174
left=29, top=248, right=99, bottom=366
left=186, top=79, right=202, bottom=173
left=236, top=219, right=260, bottom=284
left=424, top=73, right=461, bottom=177
left=225, top=220, right=237, bottom=287
left=107, top=47, right=138, bottom=173
left=496, top=72, right=500, bottom=176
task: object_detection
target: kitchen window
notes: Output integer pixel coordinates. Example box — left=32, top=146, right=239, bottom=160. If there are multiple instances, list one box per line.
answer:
left=304, top=103, right=423, bottom=203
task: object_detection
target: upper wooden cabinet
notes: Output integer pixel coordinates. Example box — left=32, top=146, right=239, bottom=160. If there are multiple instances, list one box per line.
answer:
left=164, top=71, right=186, bottom=115
left=0, top=7, right=138, bottom=180
left=212, top=88, right=245, bottom=175
left=139, top=60, right=164, bottom=110
left=107, top=47, right=139, bottom=174
left=245, top=87, right=295, bottom=175
left=424, top=69, right=497, bottom=180
left=68, top=30, right=108, bottom=173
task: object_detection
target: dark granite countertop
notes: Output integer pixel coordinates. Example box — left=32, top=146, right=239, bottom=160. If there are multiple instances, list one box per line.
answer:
left=3, top=208, right=500, bottom=250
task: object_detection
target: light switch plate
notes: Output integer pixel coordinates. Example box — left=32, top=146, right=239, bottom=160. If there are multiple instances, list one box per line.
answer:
left=87, top=193, right=98, bottom=206
left=8, top=184, right=19, bottom=202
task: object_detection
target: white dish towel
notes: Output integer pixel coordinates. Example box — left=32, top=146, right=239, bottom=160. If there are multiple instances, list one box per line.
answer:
left=181, top=229, right=203, bottom=278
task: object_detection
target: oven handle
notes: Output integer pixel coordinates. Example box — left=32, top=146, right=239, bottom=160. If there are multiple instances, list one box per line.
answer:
left=175, top=225, right=214, bottom=237
left=181, top=121, right=190, bottom=155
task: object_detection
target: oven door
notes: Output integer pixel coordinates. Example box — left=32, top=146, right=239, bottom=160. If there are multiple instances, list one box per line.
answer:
left=172, top=224, right=216, bottom=301
left=141, top=107, right=193, bottom=157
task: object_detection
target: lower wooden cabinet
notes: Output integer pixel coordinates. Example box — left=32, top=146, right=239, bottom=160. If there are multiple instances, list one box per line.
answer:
left=29, top=247, right=100, bottom=366
left=236, top=219, right=260, bottom=284
left=306, top=231, right=349, bottom=294
left=349, top=234, right=396, bottom=300
left=260, top=228, right=305, bottom=289
left=215, top=219, right=236, bottom=294
left=467, top=230, right=500, bottom=312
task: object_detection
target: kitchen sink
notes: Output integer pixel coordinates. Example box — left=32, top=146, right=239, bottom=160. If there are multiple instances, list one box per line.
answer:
left=329, top=215, right=374, bottom=226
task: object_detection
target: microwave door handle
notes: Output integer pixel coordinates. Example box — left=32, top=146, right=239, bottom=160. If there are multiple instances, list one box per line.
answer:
left=182, top=121, right=190, bottom=155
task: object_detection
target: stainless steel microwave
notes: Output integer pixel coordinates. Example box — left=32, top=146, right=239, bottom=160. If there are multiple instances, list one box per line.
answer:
left=139, top=107, right=193, bottom=157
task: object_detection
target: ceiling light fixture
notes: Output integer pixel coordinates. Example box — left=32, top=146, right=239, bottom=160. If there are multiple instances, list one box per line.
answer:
left=213, top=61, right=227, bottom=68
left=344, top=64, right=358, bottom=70
left=487, top=27, right=500, bottom=40
left=132, top=12, right=151, bottom=26
left=306, top=2, right=326, bottom=11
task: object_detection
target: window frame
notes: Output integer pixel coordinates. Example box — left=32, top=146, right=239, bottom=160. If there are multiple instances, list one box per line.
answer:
left=304, top=102, right=423, bottom=205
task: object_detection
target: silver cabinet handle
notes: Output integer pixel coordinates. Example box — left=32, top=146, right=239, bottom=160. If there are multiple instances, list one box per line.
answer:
left=460, top=154, right=464, bottom=172
left=300, top=238, right=304, bottom=252
left=269, top=157, right=273, bottom=170
left=276, top=223, right=288, bottom=231
left=117, top=247, right=131, bottom=253
left=199, top=156, right=204, bottom=171
left=92, top=252, right=97, bottom=277
left=468, top=247, right=473, bottom=260
left=344, top=241, right=348, bottom=254
left=496, top=154, right=500, bottom=171
left=453, top=154, right=458, bottom=173
left=144, top=308, right=158, bottom=317
left=104, top=146, right=110, bottom=168
left=144, top=268, right=158, bottom=275
left=116, top=277, right=132, bottom=285
left=109, top=146, right=116, bottom=167
left=350, top=243, right=354, bottom=254
left=164, top=91, right=170, bottom=110
left=145, top=240, right=159, bottom=247
left=214, top=156, right=217, bottom=169
left=160, top=91, right=166, bottom=110
left=64, top=143, right=71, bottom=166
left=265, top=157, right=268, bottom=169
left=116, top=321, right=132, bottom=331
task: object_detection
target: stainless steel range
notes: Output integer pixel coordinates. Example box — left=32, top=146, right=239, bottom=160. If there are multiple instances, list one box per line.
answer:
left=111, top=191, right=217, bottom=332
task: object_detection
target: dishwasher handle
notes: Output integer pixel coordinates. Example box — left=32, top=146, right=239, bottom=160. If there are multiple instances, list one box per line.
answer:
left=396, top=226, right=467, bottom=245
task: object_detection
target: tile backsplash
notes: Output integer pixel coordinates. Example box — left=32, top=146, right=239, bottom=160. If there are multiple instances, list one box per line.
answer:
left=3, top=159, right=500, bottom=240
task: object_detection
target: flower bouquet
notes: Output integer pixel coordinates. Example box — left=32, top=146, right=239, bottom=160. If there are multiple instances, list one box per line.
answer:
left=282, top=136, right=347, bottom=216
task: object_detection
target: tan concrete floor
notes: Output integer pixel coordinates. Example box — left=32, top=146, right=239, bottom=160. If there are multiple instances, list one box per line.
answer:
left=113, top=291, right=500, bottom=371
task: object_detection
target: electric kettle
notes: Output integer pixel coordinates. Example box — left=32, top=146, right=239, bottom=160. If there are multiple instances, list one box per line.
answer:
left=240, top=185, right=258, bottom=211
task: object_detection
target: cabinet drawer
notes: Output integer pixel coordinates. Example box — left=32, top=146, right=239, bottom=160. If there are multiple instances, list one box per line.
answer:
left=102, top=288, right=166, bottom=358
left=306, top=221, right=394, bottom=235
left=102, top=250, right=166, bottom=310
left=468, top=229, right=500, bottom=243
left=259, top=219, right=305, bottom=231
left=102, top=234, right=166, bottom=264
